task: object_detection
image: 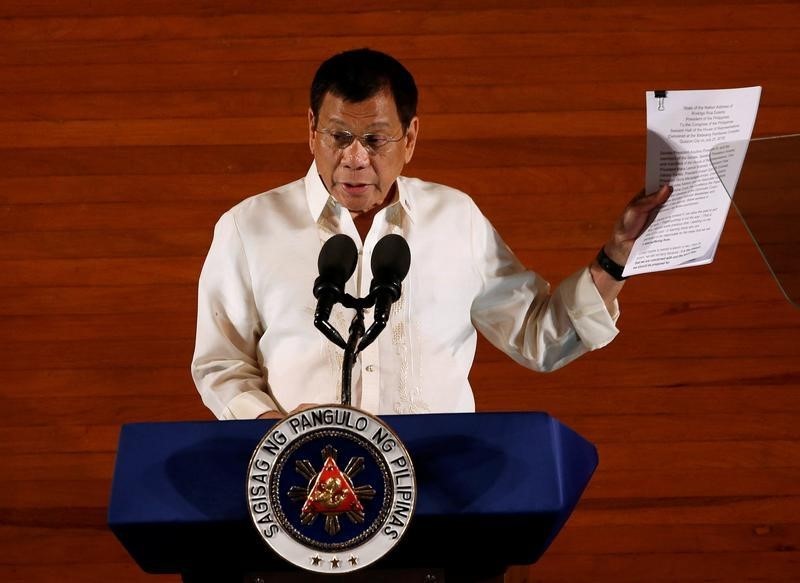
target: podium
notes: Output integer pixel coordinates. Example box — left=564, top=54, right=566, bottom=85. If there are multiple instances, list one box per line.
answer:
left=108, top=412, right=598, bottom=582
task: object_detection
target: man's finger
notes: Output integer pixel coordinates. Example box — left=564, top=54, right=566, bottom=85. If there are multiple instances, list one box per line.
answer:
left=632, top=185, right=672, bottom=209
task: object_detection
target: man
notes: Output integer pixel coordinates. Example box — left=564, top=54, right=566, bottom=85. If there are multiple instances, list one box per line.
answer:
left=191, top=48, right=670, bottom=420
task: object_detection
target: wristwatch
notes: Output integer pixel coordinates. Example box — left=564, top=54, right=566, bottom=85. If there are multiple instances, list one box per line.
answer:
left=596, top=247, right=627, bottom=281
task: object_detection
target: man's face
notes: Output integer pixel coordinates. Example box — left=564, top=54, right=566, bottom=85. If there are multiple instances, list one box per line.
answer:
left=309, top=89, right=419, bottom=216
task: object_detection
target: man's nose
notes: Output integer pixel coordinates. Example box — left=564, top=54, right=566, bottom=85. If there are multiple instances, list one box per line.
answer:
left=341, top=138, right=370, bottom=169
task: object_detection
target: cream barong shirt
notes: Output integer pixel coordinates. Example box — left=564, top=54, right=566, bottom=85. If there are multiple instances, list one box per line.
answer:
left=192, top=163, right=619, bottom=419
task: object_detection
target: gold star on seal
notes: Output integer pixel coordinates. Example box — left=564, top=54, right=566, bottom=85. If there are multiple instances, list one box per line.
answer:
left=348, top=555, right=358, bottom=566
left=330, top=556, right=340, bottom=569
left=310, top=555, right=322, bottom=566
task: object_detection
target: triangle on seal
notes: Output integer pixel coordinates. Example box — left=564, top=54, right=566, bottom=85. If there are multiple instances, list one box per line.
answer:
left=302, top=455, right=365, bottom=515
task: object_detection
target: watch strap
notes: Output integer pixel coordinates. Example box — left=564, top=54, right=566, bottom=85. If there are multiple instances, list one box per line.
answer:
left=596, top=247, right=627, bottom=281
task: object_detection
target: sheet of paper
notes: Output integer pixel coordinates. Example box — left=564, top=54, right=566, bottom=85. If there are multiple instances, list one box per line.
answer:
left=623, top=86, right=762, bottom=277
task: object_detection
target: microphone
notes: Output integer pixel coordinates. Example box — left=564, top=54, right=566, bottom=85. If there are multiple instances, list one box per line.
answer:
left=358, top=234, right=411, bottom=352
left=313, top=234, right=358, bottom=348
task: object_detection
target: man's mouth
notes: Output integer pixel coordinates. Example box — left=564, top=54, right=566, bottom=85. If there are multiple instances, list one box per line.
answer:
left=341, top=183, right=370, bottom=195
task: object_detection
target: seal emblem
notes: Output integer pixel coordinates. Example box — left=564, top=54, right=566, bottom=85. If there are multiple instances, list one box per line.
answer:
left=247, top=405, right=416, bottom=573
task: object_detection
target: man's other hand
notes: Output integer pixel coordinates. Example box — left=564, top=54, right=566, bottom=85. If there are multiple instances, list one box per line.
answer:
left=605, top=184, right=673, bottom=265
left=257, top=403, right=320, bottom=420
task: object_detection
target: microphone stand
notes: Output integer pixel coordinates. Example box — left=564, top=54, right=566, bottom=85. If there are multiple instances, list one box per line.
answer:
left=323, top=293, right=395, bottom=407
left=324, top=293, right=374, bottom=407
left=340, top=306, right=365, bottom=407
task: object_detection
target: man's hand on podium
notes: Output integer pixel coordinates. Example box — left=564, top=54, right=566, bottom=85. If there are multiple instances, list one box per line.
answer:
left=257, top=403, right=319, bottom=420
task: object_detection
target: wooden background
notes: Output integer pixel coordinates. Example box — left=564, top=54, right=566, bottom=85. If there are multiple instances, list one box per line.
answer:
left=1, top=1, right=799, bottom=581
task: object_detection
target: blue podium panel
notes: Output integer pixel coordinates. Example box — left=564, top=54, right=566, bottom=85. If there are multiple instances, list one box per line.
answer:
left=108, top=412, right=597, bottom=574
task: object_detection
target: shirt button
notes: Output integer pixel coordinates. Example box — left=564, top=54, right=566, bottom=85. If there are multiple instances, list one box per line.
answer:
left=365, top=365, right=375, bottom=373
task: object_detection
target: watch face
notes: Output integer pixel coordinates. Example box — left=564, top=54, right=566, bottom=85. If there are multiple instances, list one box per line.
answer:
left=247, top=406, right=416, bottom=573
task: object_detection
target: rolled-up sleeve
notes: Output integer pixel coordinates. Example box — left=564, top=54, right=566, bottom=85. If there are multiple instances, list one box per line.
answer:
left=554, top=266, right=619, bottom=350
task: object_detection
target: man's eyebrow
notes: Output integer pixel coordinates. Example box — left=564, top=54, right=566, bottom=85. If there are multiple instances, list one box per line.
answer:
left=323, top=117, right=348, bottom=128
left=324, top=117, right=393, bottom=131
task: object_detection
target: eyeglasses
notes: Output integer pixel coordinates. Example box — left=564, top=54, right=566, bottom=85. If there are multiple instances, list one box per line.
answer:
left=315, top=128, right=405, bottom=154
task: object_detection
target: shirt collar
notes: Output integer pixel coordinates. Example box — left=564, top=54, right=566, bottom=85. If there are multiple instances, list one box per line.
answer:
left=305, top=161, right=332, bottom=223
left=304, top=161, right=417, bottom=224
left=395, top=176, right=416, bottom=223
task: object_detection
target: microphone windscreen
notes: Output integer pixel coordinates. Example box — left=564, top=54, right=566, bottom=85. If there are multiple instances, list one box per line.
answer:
left=318, top=234, right=358, bottom=286
left=371, top=234, right=411, bottom=282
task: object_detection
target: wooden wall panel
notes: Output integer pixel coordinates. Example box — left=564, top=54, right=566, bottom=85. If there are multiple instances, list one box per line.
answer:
left=0, top=2, right=798, bottom=582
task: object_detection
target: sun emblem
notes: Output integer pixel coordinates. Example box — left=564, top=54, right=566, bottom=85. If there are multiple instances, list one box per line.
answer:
left=287, top=445, right=377, bottom=536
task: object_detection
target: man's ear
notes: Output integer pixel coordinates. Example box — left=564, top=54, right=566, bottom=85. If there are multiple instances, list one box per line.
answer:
left=403, top=117, right=419, bottom=164
left=308, top=108, right=316, bottom=156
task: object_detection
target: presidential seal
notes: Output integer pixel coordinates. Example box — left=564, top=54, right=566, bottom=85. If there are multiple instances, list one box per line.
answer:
left=247, top=405, right=416, bottom=573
